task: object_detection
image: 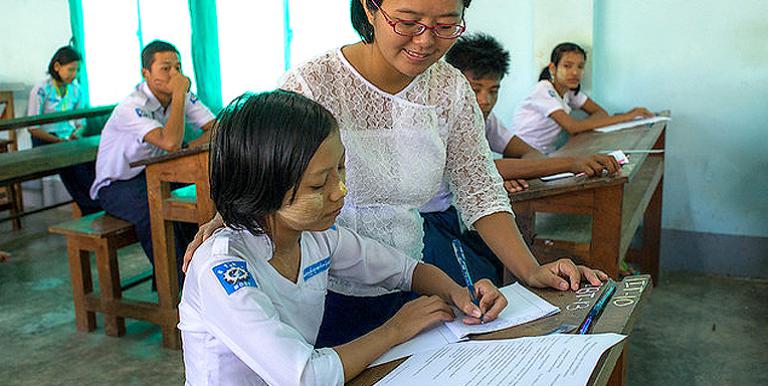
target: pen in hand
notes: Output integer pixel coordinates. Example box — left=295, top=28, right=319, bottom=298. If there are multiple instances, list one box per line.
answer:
left=451, top=239, right=484, bottom=323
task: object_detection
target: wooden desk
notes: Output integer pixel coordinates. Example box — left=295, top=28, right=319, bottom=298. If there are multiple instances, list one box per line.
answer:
left=0, top=135, right=100, bottom=185
left=0, top=105, right=115, bottom=133
left=509, top=121, right=666, bottom=283
left=129, top=144, right=214, bottom=349
left=349, top=274, right=653, bottom=386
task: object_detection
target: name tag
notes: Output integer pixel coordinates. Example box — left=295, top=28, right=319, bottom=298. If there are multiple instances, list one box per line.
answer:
left=303, top=256, right=331, bottom=282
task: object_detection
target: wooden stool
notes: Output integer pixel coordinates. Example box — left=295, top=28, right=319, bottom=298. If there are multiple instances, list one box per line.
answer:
left=49, top=212, right=152, bottom=337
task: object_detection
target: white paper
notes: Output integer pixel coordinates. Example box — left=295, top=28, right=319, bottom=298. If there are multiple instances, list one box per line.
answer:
left=444, top=283, right=560, bottom=338
left=374, top=333, right=627, bottom=386
left=595, top=116, right=671, bottom=133
left=370, top=324, right=461, bottom=367
left=370, top=283, right=559, bottom=367
left=540, top=171, right=575, bottom=181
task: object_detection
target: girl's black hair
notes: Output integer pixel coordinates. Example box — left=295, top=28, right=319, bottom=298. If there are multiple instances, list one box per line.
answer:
left=48, top=46, right=82, bottom=82
left=351, top=0, right=472, bottom=44
left=210, top=90, right=338, bottom=235
left=445, top=33, right=509, bottom=79
left=538, top=42, right=587, bottom=93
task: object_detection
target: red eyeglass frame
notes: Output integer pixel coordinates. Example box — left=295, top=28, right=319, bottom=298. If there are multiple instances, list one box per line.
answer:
left=370, top=0, right=466, bottom=40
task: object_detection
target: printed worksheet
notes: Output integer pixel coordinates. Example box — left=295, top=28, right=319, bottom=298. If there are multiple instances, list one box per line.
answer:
left=595, top=116, right=671, bottom=133
left=375, top=333, right=627, bottom=386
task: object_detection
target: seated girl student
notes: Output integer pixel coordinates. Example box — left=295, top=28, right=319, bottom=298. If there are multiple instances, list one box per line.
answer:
left=512, top=42, right=654, bottom=154
left=179, top=90, right=507, bottom=385
left=26, top=46, right=101, bottom=214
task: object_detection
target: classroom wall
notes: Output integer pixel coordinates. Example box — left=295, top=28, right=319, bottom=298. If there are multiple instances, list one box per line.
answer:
left=0, top=0, right=72, bottom=120
left=0, top=0, right=74, bottom=206
left=472, top=0, right=767, bottom=277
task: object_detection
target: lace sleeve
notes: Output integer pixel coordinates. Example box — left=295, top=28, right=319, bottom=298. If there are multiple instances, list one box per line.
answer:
left=444, top=76, right=513, bottom=227
left=278, top=69, right=314, bottom=99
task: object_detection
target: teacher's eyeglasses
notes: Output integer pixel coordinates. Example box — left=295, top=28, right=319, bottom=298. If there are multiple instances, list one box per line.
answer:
left=371, top=0, right=466, bottom=39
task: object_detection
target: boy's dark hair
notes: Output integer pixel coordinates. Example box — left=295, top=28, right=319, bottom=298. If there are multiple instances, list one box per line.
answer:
left=48, top=46, right=81, bottom=82
left=141, top=40, right=179, bottom=70
left=210, top=90, right=338, bottom=235
left=351, top=0, right=472, bottom=44
left=445, top=33, right=509, bottom=79
left=539, top=42, right=587, bottom=93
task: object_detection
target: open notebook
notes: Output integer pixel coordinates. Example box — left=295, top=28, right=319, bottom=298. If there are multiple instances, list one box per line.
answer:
left=370, top=282, right=559, bottom=367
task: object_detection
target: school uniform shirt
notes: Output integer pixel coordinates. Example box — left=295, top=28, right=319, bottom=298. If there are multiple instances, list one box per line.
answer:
left=178, top=225, right=418, bottom=386
left=27, top=77, right=85, bottom=139
left=90, top=82, right=214, bottom=199
left=512, top=80, right=588, bottom=155
left=420, top=111, right=515, bottom=214
left=280, top=50, right=511, bottom=296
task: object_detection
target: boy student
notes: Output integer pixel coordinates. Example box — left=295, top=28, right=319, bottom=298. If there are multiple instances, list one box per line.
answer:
left=90, top=40, right=215, bottom=286
left=419, top=33, right=620, bottom=285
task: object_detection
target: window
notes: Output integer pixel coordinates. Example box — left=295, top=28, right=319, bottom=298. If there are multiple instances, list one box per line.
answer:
left=82, top=0, right=197, bottom=105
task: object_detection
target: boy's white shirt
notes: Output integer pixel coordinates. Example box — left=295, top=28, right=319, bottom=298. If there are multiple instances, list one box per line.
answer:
left=90, top=82, right=214, bottom=198
left=512, top=80, right=588, bottom=155
left=179, top=225, right=418, bottom=386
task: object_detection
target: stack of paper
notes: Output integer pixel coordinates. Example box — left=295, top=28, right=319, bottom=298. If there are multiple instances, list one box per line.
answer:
left=595, top=116, right=671, bottom=133
left=370, top=283, right=559, bottom=366
left=375, top=333, right=627, bottom=386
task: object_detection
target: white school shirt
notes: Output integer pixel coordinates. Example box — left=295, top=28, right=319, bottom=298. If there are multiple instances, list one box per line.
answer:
left=90, top=82, right=214, bottom=198
left=178, top=225, right=418, bottom=386
left=512, top=80, right=588, bottom=155
left=27, top=77, right=85, bottom=139
left=420, top=111, right=514, bottom=213
left=280, top=50, right=511, bottom=296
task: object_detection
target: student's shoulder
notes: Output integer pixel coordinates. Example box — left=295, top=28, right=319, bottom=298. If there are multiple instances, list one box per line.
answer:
left=305, top=224, right=342, bottom=254
left=29, top=79, right=51, bottom=98
left=189, top=228, right=267, bottom=288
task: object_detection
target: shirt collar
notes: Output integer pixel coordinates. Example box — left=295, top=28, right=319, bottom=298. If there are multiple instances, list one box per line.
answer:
left=139, top=82, right=163, bottom=112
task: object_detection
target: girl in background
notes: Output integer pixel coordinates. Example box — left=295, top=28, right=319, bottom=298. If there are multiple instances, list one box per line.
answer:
left=513, top=42, right=653, bottom=154
left=27, top=46, right=100, bottom=214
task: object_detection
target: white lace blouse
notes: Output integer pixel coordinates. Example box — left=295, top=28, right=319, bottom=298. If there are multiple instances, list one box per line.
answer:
left=280, top=49, right=512, bottom=296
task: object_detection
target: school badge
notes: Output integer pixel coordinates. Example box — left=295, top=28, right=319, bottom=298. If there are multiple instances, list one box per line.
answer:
left=212, top=261, right=257, bottom=295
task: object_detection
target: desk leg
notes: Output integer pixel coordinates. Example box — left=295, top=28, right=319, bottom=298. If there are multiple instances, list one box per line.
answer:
left=640, top=178, right=662, bottom=285
left=590, top=185, right=623, bottom=279
left=147, top=177, right=181, bottom=350
left=607, top=346, right=628, bottom=386
left=68, top=240, right=96, bottom=332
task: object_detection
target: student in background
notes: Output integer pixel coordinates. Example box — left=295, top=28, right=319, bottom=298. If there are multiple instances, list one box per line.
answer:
left=420, top=33, right=617, bottom=285
left=27, top=46, right=101, bottom=215
left=180, top=90, right=507, bottom=385
left=513, top=42, right=654, bottom=154
left=90, top=40, right=214, bottom=287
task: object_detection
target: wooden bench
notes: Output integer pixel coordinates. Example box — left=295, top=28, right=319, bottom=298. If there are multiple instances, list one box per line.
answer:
left=49, top=212, right=152, bottom=337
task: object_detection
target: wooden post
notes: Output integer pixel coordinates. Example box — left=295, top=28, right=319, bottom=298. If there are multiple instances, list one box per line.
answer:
left=94, top=239, right=126, bottom=337
left=590, top=185, right=623, bottom=278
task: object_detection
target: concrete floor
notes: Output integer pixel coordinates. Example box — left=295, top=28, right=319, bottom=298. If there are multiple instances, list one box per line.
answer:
left=1, top=207, right=766, bottom=386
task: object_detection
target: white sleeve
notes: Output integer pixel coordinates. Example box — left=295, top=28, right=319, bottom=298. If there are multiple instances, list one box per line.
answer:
left=329, top=226, right=417, bottom=292
left=111, top=103, right=164, bottom=143
left=444, top=76, right=513, bottom=227
left=569, top=91, right=589, bottom=109
left=484, top=112, right=515, bottom=154
left=531, top=83, right=565, bottom=118
left=197, top=258, right=344, bottom=386
left=27, top=85, right=45, bottom=117
left=184, top=93, right=215, bottom=129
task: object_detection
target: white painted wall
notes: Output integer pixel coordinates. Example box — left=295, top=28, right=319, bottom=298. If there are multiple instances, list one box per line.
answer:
left=593, top=0, right=768, bottom=237
left=0, top=0, right=72, bottom=122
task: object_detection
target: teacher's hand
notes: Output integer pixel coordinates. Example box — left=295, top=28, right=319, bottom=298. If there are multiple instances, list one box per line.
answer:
left=524, top=258, right=609, bottom=291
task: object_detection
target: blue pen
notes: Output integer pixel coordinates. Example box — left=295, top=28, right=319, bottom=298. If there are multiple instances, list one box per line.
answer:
left=578, top=279, right=617, bottom=334
left=451, top=239, right=483, bottom=321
